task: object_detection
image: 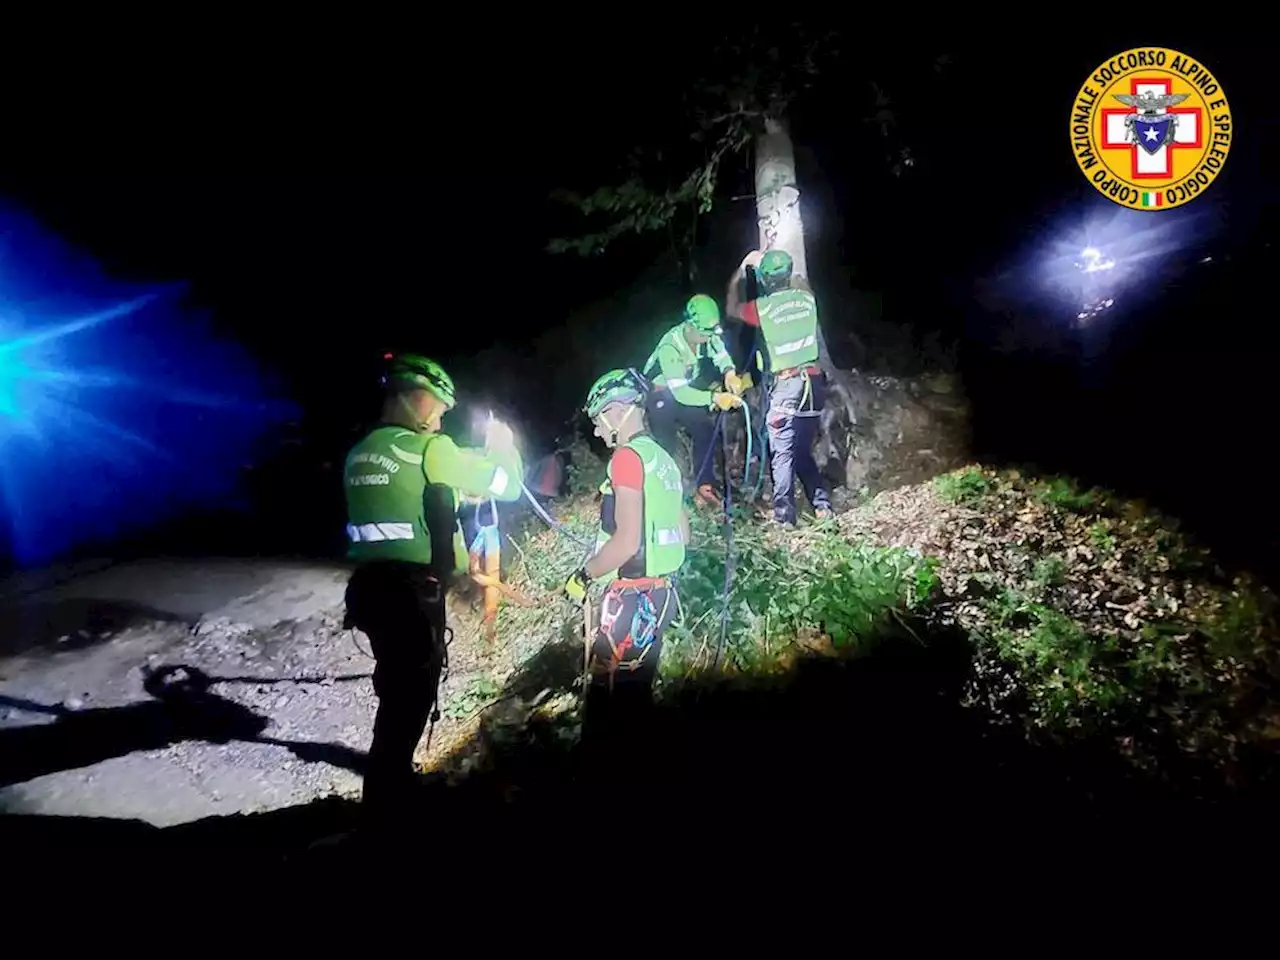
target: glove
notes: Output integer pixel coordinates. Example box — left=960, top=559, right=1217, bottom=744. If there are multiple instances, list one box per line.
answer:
left=563, top=567, right=589, bottom=603
left=724, top=370, right=745, bottom=396
left=737, top=371, right=754, bottom=392
left=711, top=391, right=743, bottom=411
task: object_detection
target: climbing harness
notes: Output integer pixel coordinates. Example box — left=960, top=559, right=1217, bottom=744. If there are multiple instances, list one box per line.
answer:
left=594, top=579, right=674, bottom=691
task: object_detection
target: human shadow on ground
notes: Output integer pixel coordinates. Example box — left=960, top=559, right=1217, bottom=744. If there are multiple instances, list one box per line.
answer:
left=3, top=618, right=1272, bottom=864
left=0, top=664, right=367, bottom=790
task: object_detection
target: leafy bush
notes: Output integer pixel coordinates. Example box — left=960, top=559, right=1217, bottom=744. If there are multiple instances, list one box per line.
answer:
left=661, top=509, right=938, bottom=674
left=1034, top=475, right=1104, bottom=513
left=934, top=466, right=991, bottom=503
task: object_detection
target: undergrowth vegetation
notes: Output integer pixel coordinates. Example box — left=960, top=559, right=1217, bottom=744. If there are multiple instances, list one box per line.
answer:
left=915, top=466, right=1277, bottom=780
left=659, top=511, right=937, bottom=675
left=458, top=440, right=1277, bottom=789
left=488, top=430, right=936, bottom=682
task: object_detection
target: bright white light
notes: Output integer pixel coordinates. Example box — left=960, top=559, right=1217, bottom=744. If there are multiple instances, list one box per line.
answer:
left=1079, top=248, right=1116, bottom=273
left=1031, top=204, right=1205, bottom=321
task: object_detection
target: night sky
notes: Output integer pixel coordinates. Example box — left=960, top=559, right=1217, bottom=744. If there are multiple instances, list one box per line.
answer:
left=0, top=30, right=1274, bottom=567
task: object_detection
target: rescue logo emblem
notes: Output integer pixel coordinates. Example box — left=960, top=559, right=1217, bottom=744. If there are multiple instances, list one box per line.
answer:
left=1070, top=47, right=1232, bottom=210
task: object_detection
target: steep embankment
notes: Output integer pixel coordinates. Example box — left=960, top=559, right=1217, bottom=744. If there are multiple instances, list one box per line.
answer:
left=843, top=467, right=1279, bottom=783
left=444, top=457, right=1278, bottom=794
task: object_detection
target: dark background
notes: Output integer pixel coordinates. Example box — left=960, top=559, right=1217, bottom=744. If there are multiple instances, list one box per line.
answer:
left=0, top=29, right=1274, bottom=575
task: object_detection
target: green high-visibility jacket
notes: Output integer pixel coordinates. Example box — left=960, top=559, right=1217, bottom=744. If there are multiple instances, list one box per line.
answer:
left=593, top=433, right=686, bottom=581
left=642, top=323, right=734, bottom=408
left=343, top=425, right=523, bottom=574
left=755, top=288, right=820, bottom=374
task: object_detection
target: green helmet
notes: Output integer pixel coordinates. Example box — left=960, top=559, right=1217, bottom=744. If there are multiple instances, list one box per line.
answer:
left=584, top=368, right=644, bottom=419
left=757, top=249, right=794, bottom=291
left=383, top=352, right=456, bottom=409
left=683, top=294, right=721, bottom=333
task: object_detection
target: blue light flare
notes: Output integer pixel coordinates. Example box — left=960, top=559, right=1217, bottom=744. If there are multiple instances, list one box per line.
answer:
left=0, top=205, right=298, bottom=566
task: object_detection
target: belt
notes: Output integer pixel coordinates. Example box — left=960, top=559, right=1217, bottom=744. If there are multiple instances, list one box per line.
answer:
left=774, top=364, right=822, bottom=380
left=609, top=576, right=672, bottom=591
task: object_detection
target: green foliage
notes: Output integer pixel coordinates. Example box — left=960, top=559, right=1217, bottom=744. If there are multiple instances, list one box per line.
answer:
left=981, top=589, right=1129, bottom=731
left=934, top=466, right=991, bottom=503
left=661, top=509, right=937, bottom=675
left=443, top=675, right=502, bottom=721
left=546, top=27, right=839, bottom=267
left=1034, top=476, right=1103, bottom=513
left=547, top=145, right=743, bottom=259
left=976, top=580, right=1280, bottom=767
left=1089, top=521, right=1115, bottom=555
left=1031, top=555, right=1066, bottom=587
left=473, top=454, right=1275, bottom=785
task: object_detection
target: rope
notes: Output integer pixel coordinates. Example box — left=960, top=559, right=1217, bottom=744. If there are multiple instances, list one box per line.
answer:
left=694, top=409, right=727, bottom=491
left=711, top=409, right=735, bottom=670
left=519, top=478, right=594, bottom=549
left=747, top=322, right=772, bottom=503
left=738, top=402, right=755, bottom=498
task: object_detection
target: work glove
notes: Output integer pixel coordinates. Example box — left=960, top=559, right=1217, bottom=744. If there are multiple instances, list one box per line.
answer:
left=711, top=391, right=743, bottom=411
left=563, top=567, right=589, bottom=603
left=724, top=370, right=745, bottom=396
left=737, top=371, right=753, bottom=392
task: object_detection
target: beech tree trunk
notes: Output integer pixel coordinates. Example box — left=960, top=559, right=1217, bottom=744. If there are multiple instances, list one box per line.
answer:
left=752, top=116, right=859, bottom=477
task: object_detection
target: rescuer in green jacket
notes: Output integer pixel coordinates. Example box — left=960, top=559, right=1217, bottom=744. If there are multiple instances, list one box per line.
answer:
left=642, top=294, right=745, bottom=508
left=726, top=249, right=832, bottom=525
left=343, top=352, right=522, bottom=815
left=563, top=369, right=689, bottom=697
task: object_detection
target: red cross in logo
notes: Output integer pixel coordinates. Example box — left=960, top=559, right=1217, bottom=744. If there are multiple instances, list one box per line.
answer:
left=1100, top=77, right=1203, bottom=179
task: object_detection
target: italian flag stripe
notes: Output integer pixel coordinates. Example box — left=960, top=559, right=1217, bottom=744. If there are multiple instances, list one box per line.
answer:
left=1141, top=191, right=1163, bottom=208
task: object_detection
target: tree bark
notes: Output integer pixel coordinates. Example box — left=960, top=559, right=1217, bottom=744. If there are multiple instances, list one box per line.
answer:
left=753, top=116, right=859, bottom=475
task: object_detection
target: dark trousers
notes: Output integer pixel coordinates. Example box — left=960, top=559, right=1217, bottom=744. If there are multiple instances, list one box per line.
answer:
left=343, top=561, right=446, bottom=817
left=581, top=581, right=677, bottom=779
left=767, top=372, right=830, bottom=524
left=647, top=388, right=717, bottom=487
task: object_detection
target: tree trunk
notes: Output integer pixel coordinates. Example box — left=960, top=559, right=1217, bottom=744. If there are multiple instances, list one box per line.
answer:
left=753, top=116, right=859, bottom=478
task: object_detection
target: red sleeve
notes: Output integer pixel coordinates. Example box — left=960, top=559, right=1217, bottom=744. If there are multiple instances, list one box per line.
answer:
left=609, top=448, right=644, bottom=490
left=739, top=300, right=760, bottom=327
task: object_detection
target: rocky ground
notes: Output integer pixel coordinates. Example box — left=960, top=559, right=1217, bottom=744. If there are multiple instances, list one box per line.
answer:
left=0, top=557, right=544, bottom=826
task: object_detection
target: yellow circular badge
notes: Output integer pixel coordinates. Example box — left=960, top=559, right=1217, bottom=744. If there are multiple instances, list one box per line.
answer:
left=1070, top=47, right=1232, bottom=210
